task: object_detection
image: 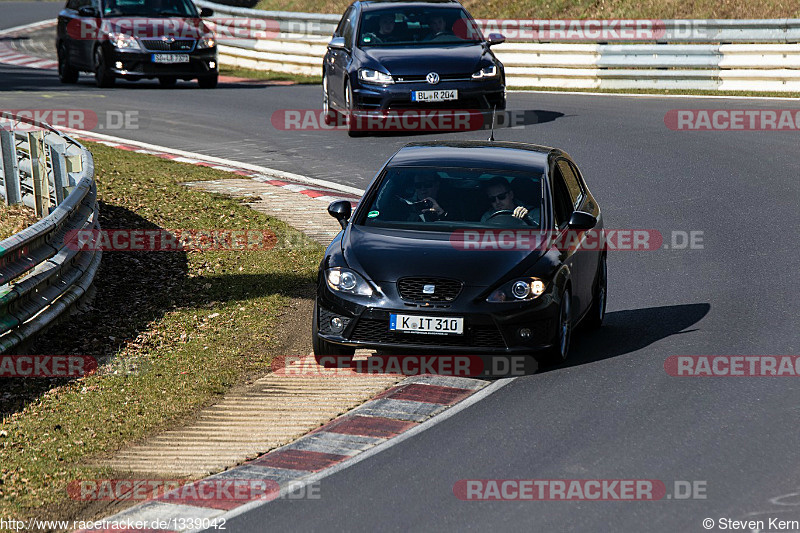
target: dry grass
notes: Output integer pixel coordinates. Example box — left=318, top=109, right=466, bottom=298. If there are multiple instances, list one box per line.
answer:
left=254, top=0, right=800, bottom=18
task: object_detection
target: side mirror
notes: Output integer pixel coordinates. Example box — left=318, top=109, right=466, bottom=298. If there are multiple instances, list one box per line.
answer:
left=328, top=36, right=346, bottom=50
left=328, top=200, right=351, bottom=229
left=486, top=33, right=505, bottom=46
left=567, top=211, right=597, bottom=230
left=200, top=7, right=214, bottom=17
left=78, top=6, right=99, bottom=17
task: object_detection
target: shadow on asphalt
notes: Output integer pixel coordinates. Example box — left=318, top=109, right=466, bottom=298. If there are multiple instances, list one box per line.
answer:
left=350, top=109, right=566, bottom=139
left=557, top=302, right=712, bottom=371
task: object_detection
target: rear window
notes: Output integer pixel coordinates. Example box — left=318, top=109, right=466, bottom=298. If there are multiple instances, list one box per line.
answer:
left=359, top=166, right=544, bottom=231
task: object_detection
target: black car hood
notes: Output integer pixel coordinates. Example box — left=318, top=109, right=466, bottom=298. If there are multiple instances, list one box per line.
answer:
left=343, top=225, right=544, bottom=286
left=101, top=17, right=210, bottom=39
left=361, top=44, right=487, bottom=76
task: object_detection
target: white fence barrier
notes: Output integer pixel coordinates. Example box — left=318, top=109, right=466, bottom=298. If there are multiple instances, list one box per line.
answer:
left=197, top=0, right=800, bottom=91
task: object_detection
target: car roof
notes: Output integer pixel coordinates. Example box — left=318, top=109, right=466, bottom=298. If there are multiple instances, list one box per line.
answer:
left=388, top=141, right=558, bottom=172
left=356, top=0, right=463, bottom=12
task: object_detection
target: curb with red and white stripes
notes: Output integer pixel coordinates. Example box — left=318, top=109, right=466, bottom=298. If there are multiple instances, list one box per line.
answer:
left=64, top=128, right=364, bottom=205
left=76, top=375, right=510, bottom=532
left=0, top=20, right=59, bottom=70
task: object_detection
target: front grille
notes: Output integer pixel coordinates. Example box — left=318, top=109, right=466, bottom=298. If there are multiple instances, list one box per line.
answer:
left=397, top=277, right=462, bottom=302
left=394, top=74, right=472, bottom=83
left=351, top=318, right=506, bottom=348
left=140, top=39, right=196, bottom=52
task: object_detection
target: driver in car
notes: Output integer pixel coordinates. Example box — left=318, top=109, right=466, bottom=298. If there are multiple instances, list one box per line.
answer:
left=481, top=177, right=536, bottom=223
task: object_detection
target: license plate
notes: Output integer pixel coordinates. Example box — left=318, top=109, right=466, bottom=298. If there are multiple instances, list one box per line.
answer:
left=390, top=314, right=464, bottom=335
left=412, top=90, right=458, bottom=102
left=152, top=54, right=190, bottom=64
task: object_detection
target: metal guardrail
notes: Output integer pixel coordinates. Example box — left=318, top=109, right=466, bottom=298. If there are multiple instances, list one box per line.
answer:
left=0, top=113, right=101, bottom=354
left=196, top=0, right=800, bottom=91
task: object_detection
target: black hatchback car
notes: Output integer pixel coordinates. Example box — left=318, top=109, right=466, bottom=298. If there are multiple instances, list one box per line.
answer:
left=314, top=141, right=607, bottom=367
left=56, top=0, right=218, bottom=88
left=323, top=0, right=506, bottom=133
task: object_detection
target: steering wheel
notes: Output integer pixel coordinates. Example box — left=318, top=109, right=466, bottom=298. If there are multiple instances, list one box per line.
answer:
left=486, top=209, right=536, bottom=227
left=429, top=30, right=455, bottom=40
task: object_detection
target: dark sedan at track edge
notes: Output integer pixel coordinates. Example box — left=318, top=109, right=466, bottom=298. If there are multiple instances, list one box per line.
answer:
left=323, top=0, right=506, bottom=136
left=56, top=0, right=218, bottom=88
left=313, top=140, right=608, bottom=367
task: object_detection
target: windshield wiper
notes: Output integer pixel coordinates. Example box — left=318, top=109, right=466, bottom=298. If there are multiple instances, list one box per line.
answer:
left=158, top=11, right=189, bottom=17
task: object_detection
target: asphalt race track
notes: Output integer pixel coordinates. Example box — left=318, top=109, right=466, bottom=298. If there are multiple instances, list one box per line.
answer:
left=3, top=3, right=800, bottom=531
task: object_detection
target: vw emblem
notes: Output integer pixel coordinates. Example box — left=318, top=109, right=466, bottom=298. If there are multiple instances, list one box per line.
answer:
left=423, top=284, right=435, bottom=294
left=426, top=72, right=440, bottom=85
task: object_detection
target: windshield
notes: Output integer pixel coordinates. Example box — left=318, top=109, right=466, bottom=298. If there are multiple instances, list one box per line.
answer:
left=358, top=7, right=483, bottom=47
left=102, top=0, right=199, bottom=17
left=359, top=166, right=544, bottom=231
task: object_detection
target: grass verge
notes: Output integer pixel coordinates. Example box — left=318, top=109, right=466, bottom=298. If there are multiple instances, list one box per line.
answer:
left=0, top=204, right=39, bottom=241
left=0, top=142, right=322, bottom=525
left=254, top=0, right=800, bottom=19
left=220, top=65, right=321, bottom=84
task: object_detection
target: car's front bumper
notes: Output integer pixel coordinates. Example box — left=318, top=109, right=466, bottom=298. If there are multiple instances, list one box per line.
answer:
left=106, top=46, right=218, bottom=79
left=352, top=77, right=505, bottom=111
left=315, top=280, right=559, bottom=355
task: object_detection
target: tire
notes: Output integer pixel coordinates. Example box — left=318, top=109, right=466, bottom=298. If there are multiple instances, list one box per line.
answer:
left=158, top=76, right=177, bottom=88
left=585, top=255, right=607, bottom=329
left=344, top=79, right=364, bottom=137
left=537, top=287, right=572, bottom=367
left=197, top=74, right=218, bottom=89
left=322, top=72, right=337, bottom=126
left=93, top=47, right=115, bottom=88
left=312, top=302, right=355, bottom=368
left=57, top=43, right=79, bottom=84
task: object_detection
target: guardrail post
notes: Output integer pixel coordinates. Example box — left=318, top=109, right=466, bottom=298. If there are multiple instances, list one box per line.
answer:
left=48, top=141, right=69, bottom=205
left=28, top=130, right=50, bottom=217
left=0, top=128, right=21, bottom=205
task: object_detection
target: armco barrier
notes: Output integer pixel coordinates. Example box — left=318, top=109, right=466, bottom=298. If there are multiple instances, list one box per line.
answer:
left=0, top=112, right=101, bottom=354
left=195, top=0, right=800, bottom=92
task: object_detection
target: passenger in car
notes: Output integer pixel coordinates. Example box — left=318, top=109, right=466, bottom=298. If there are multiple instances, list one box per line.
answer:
left=408, top=172, right=451, bottom=221
left=377, top=13, right=400, bottom=41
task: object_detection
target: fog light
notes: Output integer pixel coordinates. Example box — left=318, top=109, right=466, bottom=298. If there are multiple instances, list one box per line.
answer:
left=330, top=317, right=344, bottom=333
left=209, top=61, right=216, bottom=69
left=519, top=328, right=531, bottom=338
left=115, top=61, right=123, bottom=69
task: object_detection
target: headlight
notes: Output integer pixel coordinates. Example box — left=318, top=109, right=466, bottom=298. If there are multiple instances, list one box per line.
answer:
left=358, top=68, right=394, bottom=84
left=197, top=35, right=216, bottom=49
left=326, top=268, right=374, bottom=296
left=487, top=278, right=546, bottom=302
left=472, top=65, right=498, bottom=79
left=108, top=32, right=141, bottom=51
